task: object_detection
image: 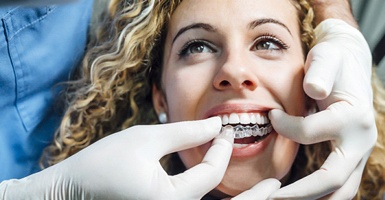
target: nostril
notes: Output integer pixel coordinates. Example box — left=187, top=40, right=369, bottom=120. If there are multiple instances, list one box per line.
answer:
left=243, top=80, right=253, bottom=86
left=220, top=80, right=231, bottom=87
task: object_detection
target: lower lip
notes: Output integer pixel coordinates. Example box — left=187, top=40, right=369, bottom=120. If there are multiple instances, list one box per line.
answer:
left=231, top=131, right=276, bottom=158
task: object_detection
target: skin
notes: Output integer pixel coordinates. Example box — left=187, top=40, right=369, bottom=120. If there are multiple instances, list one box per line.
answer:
left=310, top=0, right=358, bottom=28
left=153, top=0, right=308, bottom=197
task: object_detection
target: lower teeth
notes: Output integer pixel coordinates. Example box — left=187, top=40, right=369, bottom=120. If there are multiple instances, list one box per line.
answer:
left=233, top=143, right=249, bottom=148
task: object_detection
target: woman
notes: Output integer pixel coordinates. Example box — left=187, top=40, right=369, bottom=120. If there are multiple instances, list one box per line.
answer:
left=42, top=0, right=385, bottom=199
left=152, top=0, right=308, bottom=196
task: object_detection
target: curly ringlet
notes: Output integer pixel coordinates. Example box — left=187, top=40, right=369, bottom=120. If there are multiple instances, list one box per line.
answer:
left=41, top=0, right=385, bottom=199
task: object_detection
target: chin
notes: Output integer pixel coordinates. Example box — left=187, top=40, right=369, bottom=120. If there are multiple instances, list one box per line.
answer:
left=215, top=170, right=275, bottom=196
left=214, top=169, right=292, bottom=197
left=214, top=135, right=299, bottom=197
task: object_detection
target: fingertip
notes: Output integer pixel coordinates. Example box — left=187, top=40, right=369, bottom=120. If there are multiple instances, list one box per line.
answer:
left=234, top=178, right=281, bottom=200
left=267, top=178, right=282, bottom=189
left=269, top=109, right=282, bottom=115
left=268, top=109, right=285, bottom=121
left=204, top=116, right=222, bottom=132
left=205, top=127, right=234, bottom=166
left=303, top=79, right=330, bottom=100
left=205, top=116, right=222, bottom=123
left=256, top=178, right=281, bottom=190
left=215, top=125, right=234, bottom=144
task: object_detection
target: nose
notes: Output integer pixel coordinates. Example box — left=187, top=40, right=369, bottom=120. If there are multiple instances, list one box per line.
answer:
left=213, top=53, right=259, bottom=91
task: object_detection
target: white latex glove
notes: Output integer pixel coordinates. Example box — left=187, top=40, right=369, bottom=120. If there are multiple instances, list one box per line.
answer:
left=230, top=179, right=281, bottom=200
left=268, top=19, right=377, bottom=199
left=0, top=117, right=234, bottom=200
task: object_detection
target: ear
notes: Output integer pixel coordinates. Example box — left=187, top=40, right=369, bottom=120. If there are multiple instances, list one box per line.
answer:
left=152, top=84, right=168, bottom=115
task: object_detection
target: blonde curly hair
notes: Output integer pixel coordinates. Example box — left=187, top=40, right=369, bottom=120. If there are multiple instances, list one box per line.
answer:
left=41, top=0, right=385, bottom=199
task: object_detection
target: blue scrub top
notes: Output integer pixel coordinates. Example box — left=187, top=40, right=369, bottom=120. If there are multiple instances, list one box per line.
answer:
left=0, top=0, right=93, bottom=181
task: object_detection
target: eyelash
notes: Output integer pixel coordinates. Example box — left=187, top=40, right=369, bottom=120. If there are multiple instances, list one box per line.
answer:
left=178, top=39, right=215, bottom=57
left=177, top=34, right=289, bottom=57
left=253, top=34, right=289, bottom=50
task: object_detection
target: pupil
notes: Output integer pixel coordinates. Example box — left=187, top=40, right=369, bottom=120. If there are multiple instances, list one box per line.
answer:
left=262, top=42, right=271, bottom=49
left=192, top=44, right=204, bottom=53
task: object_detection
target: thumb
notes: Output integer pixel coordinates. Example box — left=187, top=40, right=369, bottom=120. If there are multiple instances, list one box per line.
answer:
left=268, top=109, right=342, bottom=144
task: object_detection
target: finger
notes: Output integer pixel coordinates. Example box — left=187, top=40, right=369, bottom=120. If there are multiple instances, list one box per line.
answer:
left=303, top=42, right=341, bottom=100
left=170, top=127, right=234, bottom=198
left=268, top=106, right=348, bottom=144
left=136, top=117, right=222, bottom=158
left=323, top=152, right=369, bottom=200
left=269, top=150, right=361, bottom=200
left=232, top=179, right=281, bottom=200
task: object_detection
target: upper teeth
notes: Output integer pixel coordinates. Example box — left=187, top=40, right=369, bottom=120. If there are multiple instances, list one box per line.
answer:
left=220, top=113, right=269, bottom=125
left=220, top=113, right=272, bottom=139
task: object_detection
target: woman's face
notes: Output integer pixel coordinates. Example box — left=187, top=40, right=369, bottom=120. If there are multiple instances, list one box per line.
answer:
left=153, top=0, right=307, bottom=196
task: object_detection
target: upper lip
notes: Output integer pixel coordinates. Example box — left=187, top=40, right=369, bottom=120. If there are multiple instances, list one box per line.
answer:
left=203, top=103, right=271, bottom=119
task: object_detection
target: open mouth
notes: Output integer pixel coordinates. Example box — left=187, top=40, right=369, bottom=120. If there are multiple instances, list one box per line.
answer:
left=220, top=113, right=273, bottom=147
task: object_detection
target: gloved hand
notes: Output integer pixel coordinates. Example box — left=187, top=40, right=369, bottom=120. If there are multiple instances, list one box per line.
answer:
left=230, top=179, right=281, bottom=200
left=0, top=117, right=234, bottom=199
left=268, top=19, right=377, bottom=199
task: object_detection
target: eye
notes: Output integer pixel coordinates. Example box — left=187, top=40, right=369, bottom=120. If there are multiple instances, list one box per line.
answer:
left=179, top=40, right=216, bottom=57
left=256, top=40, right=280, bottom=50
left=253, top=35, right=288, bottom=51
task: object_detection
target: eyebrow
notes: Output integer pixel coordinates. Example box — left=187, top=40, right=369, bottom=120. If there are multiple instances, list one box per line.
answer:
left=172, top=23, right=216, bottom=44
left=172, top=18, right=291, bottom=44
left=248, top=18, right=292, bottom=35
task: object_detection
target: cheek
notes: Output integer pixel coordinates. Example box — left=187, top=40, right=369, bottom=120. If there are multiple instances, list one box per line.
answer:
left=285, top=70, right=307, bottom=115
left=163, top=67, right=213, bottom=122
left=267, top=62, right=306, bottom=115
left=165, top=81, right=194, bottom=122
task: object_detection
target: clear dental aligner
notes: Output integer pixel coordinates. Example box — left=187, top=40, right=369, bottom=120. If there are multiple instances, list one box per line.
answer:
left=222, top=124, right=273, bottom=139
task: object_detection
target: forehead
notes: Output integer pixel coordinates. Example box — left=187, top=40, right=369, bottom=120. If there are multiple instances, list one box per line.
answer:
left=168, top=0, right=299, bottom=35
